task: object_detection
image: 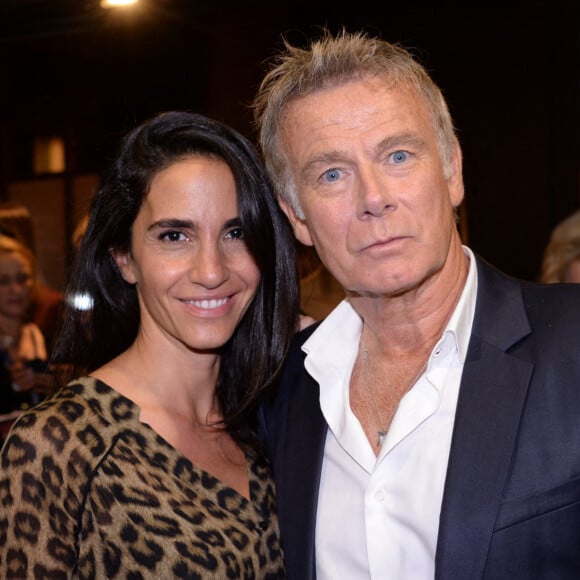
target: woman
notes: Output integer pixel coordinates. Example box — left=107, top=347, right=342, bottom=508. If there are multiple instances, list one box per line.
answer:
left=0, top=234, right=50, bottom=437
left=540, top=208, right=580, bottom=283
left=0, top=111, right=299, bottom=577
left=0, top=202, right=65, bottom=353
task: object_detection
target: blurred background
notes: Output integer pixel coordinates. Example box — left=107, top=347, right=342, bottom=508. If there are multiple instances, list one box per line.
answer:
left=0, top=0, right=578, bottom=294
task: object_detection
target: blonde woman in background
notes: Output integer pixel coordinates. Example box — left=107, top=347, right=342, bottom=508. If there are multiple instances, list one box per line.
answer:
left=540, top=209, right=580, bottom=283
left=0, top=202, right=64, bottom=353
left=0, top=234, right=50, bottom=439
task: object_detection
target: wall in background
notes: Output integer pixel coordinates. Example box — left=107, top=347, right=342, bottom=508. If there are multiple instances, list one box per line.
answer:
left=6, top=175, right=97, bottom=290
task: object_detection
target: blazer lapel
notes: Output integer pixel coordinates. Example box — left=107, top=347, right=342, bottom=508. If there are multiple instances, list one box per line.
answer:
left=267, top=340, right=327, bottom=580
left=436, top=258, right=533, bottom=580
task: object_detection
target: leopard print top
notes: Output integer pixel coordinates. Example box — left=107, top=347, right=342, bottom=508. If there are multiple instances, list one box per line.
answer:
left=0, top=377, right=286, bottom=578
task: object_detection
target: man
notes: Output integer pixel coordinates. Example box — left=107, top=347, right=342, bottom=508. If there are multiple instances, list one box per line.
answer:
left=253, top=30, right=580, bottom=579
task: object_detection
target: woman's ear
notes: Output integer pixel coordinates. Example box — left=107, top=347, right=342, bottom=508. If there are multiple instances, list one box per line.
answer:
left=110, top=248, right=137, bottom=284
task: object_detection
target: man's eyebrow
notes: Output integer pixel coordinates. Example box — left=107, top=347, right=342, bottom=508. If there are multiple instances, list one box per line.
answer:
left=303, top=150, right=349, bottom=169
left=300, top=150, right=353, bottom=182
left=376, top=132, right=426, bottom=153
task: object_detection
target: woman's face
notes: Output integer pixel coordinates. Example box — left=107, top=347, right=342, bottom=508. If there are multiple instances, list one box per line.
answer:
left=0, top=252, right=33, bottom=321
left=114, top=155, right=261, bottom=353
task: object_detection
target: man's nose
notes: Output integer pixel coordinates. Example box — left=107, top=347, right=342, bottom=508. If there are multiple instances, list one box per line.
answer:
left=357, top=166, right=397, bottom=218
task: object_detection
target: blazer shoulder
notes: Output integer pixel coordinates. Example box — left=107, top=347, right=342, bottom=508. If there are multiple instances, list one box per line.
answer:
left=475, top=254, right=580, bottom=317
left=471, top=255, right=580, bottom=349
left=521, top=282, right=580, bottom=322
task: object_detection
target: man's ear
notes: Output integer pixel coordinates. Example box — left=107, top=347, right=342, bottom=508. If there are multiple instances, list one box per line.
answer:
left=278, top=195, right=314, bottom=247
left=448, top=139, right=465, bottom=209
left=111, top=248, right=137, bottom=284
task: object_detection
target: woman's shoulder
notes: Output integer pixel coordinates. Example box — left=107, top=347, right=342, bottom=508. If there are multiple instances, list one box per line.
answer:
left=2, top=377, right=119, bottom=460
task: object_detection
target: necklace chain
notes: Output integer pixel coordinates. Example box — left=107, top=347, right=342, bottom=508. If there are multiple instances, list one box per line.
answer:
left=360, top=343, right=428, bottom=448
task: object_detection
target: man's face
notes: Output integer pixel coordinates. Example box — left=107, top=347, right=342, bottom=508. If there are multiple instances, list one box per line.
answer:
left=278, top=76, right=464, bottom=299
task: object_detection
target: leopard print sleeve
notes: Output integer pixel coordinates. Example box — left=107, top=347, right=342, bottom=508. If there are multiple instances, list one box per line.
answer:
left=0, top=386, right=114, bottom=578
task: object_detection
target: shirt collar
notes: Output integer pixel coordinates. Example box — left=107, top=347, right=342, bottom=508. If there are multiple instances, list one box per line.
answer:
left=303, top=246, right=478, bottom=374
left=444, top=245, right=477, bottom=364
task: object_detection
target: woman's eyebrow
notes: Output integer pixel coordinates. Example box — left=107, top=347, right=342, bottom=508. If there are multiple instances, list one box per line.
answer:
left=147, top=218, right=194, bottom=232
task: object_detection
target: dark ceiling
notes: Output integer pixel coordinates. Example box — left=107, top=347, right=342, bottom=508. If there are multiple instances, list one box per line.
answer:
left=0, top=0, right=578, bottom=281
left=3, top=0, right=569, bottom=150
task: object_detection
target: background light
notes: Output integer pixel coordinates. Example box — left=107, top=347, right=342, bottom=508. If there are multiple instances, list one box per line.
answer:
left=101, top=0, right=139, bottom=7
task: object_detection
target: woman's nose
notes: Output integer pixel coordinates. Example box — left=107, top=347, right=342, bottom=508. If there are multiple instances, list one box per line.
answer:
left=190, top=244, right=229, bottom=288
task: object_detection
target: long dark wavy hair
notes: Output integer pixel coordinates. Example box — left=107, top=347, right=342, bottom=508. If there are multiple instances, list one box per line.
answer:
left=51, top=111, right=300, bottom=446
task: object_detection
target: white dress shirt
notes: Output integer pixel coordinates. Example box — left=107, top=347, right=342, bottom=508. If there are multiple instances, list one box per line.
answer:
left=305, top=247, right=478, bottom=580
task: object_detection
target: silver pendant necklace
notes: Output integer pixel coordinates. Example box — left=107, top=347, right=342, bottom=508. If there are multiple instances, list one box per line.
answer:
left=376, top=428, right=388, bottom=448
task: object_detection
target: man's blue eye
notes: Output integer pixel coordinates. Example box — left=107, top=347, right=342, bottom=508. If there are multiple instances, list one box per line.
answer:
left=391, top=151, right=408, bottom=164
left=323, top=168, right=341, bottom=182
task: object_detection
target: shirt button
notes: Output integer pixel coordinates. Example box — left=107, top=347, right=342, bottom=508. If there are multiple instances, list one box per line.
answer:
left=375, top=490, right=385, bottom=502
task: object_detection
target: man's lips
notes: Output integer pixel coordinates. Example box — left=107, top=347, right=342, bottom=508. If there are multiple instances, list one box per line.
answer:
left=359, top=235, right=408, bottom=252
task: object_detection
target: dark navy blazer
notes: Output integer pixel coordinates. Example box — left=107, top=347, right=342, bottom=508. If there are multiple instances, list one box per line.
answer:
left=259, top=256, right=580, bottom=580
